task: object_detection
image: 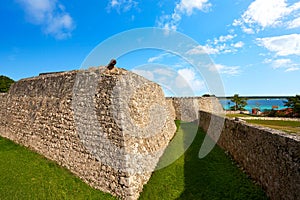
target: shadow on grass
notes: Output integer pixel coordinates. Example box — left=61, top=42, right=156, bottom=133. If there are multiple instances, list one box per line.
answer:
left=140, top=121, right=268, bottom=200
left=178, top=122, right=267, bottom=200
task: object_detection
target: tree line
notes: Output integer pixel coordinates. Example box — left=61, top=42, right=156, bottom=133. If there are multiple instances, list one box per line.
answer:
left=229, top=94, right=300, bottom=117
left=0, top=75, right=14, bottom=93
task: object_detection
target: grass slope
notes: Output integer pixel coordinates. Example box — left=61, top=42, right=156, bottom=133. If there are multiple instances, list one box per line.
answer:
left=0, top=137, right=116, bottom=200
left=0, top=121, right=267, bottom=199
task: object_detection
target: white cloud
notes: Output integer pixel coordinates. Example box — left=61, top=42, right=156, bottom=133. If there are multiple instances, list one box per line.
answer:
left=175, top=0, right=211, bottom=16
left=148, top=53, right=173, bottom=63
left=242, top=27, right=255, bottom=34
left=176, top=68, right=205, bottom=92
left=153, top=68, right=174, bottom=77
left=264, top=58, right=291, bottom=68
left=287, top=16, right=300, bottom=29
left=232, top=41, right=244, bottom=48
left=264, top=58, right=299, bottom=72
left=17, top=0, right=74, bottom=39
left=132, top=69, right=154, bottom=80
left=186, top=45, right=219, bottom=55
left=132, top=67, right=205, bottom=95
left=234, top=0, right=300, bottom=33
left=157, top=0, right=211, bottom=31
left=285, top=67, right=300, bottom=72
left=256, top=34, right=300, bottom=56
left=213, top=34, right=236, bottom=44
left=186, top=37, right=244, bottom=55
left=275, top=59, right=293, bottom=68
left=258, top=34, right=300, bottom=72
left=107, top=0, right=138, bottom=13
left=209, top=64, right=240, bottom=75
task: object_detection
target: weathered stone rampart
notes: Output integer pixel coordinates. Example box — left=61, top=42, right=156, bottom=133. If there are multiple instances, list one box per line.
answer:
left=198, top=111, right=300, bottom=200
left=3, top=66, right=297, bottom=200
left=166, top=97, right=224, bottom=122
left=0, top=67, right=176, bottom=200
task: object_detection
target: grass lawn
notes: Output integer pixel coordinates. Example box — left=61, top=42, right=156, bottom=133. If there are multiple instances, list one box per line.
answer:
left=245, top=119, right=300, bottom=135
left=0, top=121, right=267, bottom=200
left=226, top=113, right=252, bottom=118
left=0, top=136, right=116, bottom=200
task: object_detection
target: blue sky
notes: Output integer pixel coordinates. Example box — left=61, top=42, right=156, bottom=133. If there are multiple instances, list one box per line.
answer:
left=0, top=0, right=300, bottom=96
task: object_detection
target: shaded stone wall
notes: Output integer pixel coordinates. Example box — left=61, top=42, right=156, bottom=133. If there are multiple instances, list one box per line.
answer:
left=198, top=111, right=300, bottom=200
left=0, top=93, right=7, bottom=130
left=166, top=97, right=224, bottom=121
left=0, top=67, right=176, bottom=200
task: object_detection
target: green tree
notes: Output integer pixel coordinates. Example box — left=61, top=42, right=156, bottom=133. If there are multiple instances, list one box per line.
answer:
left=284, top=95, right=300, bottom=117
left=0, top=75, right=15, bottom=93
left=230, top=94, right=248, bottom=111
left=202, top=94, right=216, bottom=97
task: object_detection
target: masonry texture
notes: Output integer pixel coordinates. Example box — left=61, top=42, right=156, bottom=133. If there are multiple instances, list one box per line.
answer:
left=198, top=111, right=300, bottom=200
left=166, top=97, right=223, bottom=122
left=0, top=67, right=176, bottom=200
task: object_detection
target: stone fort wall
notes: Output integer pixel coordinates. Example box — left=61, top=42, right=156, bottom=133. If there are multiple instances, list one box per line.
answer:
left=198, top=111, right=300, bottom=200
left=5, top=67, right=295, bottom=199
left=0, top=67, right=176, bottom=200
left=166, top=97, right=224, bottom=122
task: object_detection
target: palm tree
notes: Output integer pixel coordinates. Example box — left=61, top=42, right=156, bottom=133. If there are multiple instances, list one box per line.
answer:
left=230, top=94, right=248, bottom=111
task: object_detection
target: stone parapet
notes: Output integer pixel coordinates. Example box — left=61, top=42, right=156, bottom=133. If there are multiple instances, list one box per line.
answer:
left=198, top=111, right=300, bottom=200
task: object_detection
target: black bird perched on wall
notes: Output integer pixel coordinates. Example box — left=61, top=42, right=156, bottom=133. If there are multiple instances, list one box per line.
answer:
left=107, top=59, right=116, bottom=70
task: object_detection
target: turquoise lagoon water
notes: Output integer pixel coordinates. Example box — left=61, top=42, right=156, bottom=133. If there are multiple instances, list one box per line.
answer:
left=219, top=98, right=289, bottom=112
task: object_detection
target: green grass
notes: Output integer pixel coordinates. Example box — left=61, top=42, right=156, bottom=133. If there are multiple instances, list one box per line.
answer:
left=0, top=136, right=116, bottom=200
left=140, top=121, right=267, bottom=200
left=245, top=119, right=300, bottom=134
left=226, top=113, right=252, bottom=118
left=0, top=121, right=268, bottom=200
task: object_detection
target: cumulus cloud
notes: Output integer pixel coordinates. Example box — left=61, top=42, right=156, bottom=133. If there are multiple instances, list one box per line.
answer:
left=257, top=34, right=300, bottom=72
left=176, top=68, right=205, bottom=93
left=256, top=34, right=300, bottom=56
left=186, top=45, right=220, bottom=55
left=17, top=0, right=74, bottom=39
left=213, top=34, right=235, bottom=44
left=233, top=0, right=300, bottom=33
left=264, top=58, right=299, bottom=72
left=157, top=0, right=211, bottom=31
left=231, top=41, right=244, bottom=48
left=175, top=0, right=211, bottom=15
left=107, top=0, right=138, bottom=13
left=186, top=35, right=244, bottom=55
left=132, top=66, right=205, bottom=96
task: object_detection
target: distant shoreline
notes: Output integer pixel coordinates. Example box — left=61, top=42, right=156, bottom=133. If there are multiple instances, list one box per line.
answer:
left=219, top=98, right=289, bottom=112
left=217, top=96, right=292, bottom=100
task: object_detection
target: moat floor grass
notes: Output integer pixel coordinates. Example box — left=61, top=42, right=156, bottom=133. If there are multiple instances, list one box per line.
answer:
left=0, top=121, right=268, bottom=200
left=140, top=121, right=267, bottom=200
